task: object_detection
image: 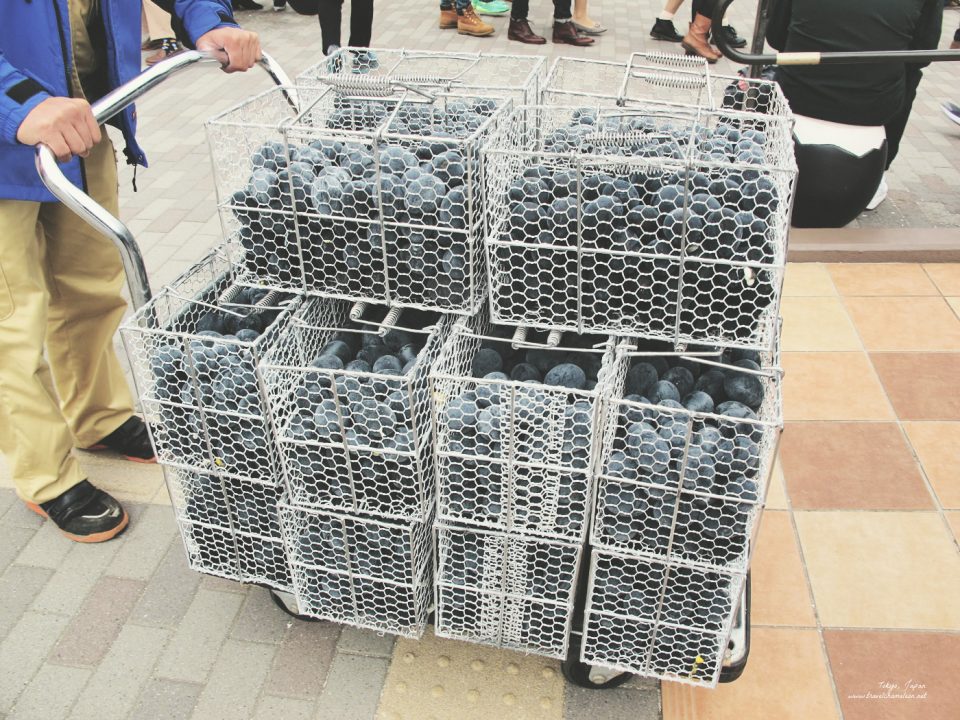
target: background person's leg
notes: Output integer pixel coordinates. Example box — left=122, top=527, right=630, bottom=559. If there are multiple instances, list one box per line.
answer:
left=347, top=0, right=374, bottom=47
left=0, top=201, right=87, bottom=505
left=142, top=0, right=182, bottom=64
left=142, top=0, right=175, bottom=41
left=650, top=0, right=685, bottom=41
left=38, top=135, right=135, bottom=450
left=318, top=0, right=344, bottom=54
left=883, top=68, right=922, bottom=170
left=511, top=0, right=530, bottom=21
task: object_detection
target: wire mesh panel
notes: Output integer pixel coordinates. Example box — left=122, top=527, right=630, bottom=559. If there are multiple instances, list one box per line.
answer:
left=165, top=464, right=292, bottom=591
left=591, top=341, right=782, bottom=572
left=296, top=47, right=546, bottom=109
left=281, top=502, right=433, bottom=637
left=581, top=550, right=745, bottom=687
left=483, top=97, right=795, bottom=350
left=543, top=52, right=791, bottom=119
left=434, top=522, right=582, bottom=658
left=121, top=243, right=298, bottom=484
left=430, top=310, right=621, bottom=542
left=543, top=53, right=715, bottom=110
left=207, top=80, right=517, bottom=314
left=579, top=341, right=780, bottom=686
left=259, top=298, right=452, bottom=521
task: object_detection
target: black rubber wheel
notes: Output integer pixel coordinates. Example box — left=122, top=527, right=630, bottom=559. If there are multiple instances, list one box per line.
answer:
left=561, top=658, right=633, bottom=689
left=718, top=572, right=751, bottom=684
left=268, top=588, right=321, bottom=622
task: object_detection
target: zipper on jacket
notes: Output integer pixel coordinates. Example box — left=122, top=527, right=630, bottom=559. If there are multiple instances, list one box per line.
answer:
left=51, top=0, right=89, bottom=192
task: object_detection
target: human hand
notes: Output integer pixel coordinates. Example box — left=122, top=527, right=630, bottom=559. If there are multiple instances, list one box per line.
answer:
left=16, top=97, right=101, bottom=162
left=196, top=27, right=262, bottom=73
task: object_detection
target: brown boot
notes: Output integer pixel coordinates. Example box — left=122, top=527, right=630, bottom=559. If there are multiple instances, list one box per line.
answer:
left=458, top=6, right=495, bottom=36
left=681, top=13, right=721, bottom=63
left=439, top=9, right=458, bottom=28
left=508, top=17, right=546, bottom=44
left=552, top=20, right=594, bottom=46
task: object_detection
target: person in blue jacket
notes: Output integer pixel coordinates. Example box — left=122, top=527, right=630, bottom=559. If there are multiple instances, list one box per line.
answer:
left=0, top=1, right=259, bottom=543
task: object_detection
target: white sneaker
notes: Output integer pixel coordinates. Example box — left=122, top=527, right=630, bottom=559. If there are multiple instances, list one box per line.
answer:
left=865, top=176, right=888, bottom=211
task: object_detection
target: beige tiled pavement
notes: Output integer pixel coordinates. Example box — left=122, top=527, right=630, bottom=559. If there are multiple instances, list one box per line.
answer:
left=2, top=2, right=960, bottom=719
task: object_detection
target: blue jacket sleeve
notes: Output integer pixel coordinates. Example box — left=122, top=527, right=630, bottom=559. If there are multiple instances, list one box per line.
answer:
left=0, top=50, right=53, bottom=146
left=154, top=1, right=240, bottom=48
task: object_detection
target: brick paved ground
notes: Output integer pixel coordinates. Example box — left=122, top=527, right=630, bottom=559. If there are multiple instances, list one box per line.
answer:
left=2, top=3, right=959, bottom=719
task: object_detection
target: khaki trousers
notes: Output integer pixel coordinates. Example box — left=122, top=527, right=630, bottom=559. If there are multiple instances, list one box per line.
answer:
left=142, top=0, right=175, bottom=41
left=0, top=135, right=134, bottom=504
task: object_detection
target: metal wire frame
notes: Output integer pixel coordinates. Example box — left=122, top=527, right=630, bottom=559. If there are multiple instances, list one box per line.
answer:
left=589, top=340, right=783, bottom=573
left=433, top=521, right=584, bottom=659
left=542, top=52, right=793, bottom=120
left=121, top=243, right=298, bottom=483
left=295, top=47, right=547, bottom=110
left=481, top=100, right=796, bottom=350
left=430, top=308, right=623, bottom=542
left=164, top=462, right=293, bottom=591
left=579, top=339, right=783, bottom=686
left=258, top=297, right=453, bottom=522
left=280, top=499, right=434, bottom=637
left=580, top=548, right=746, bottom=687
left=206, top=83, right=515, bottom=315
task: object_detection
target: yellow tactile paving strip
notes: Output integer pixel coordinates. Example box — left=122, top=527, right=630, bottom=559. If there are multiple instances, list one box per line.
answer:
left=377, top=631, right=564, bottom=720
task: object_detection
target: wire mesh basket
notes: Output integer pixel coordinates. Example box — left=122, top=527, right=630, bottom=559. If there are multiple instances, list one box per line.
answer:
left=483, top=86, right=796, bottom=350
left=164, top=464, right=292, bottom=591
left=581, top=339, right=781, bottom=686
left=580, top=549, right=745, bottom=687
left=280, top=501, right=433, bottom=637
left=591, top=341, right=782, bottom=571
left=207, top=77, right=517, bottom=315
left=120, top=243, right=298, bottom=484
left=434, top=522, right=582, bottom=658
left=430, top=310, right=621, bottom=542
left=295, top=47, right=546, bottom=109
left=258, top=298, right=452, bottom=521
left=543, top=52, right=791, bottom=119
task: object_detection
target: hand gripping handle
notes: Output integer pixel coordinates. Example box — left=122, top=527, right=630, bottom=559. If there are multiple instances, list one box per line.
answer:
left=35, top=50, right=298, bottom=309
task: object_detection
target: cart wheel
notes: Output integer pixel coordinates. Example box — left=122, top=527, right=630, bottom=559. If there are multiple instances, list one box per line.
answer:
left=718, top=572, right=751, bottom=684
left=268, top=588, right=321, bottom=622
left=561, top=658, right=633, bottom=689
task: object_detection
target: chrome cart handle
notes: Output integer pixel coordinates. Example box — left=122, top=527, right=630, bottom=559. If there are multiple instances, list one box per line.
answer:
left=714, top=0, right=960, bottom=67
left=35, top=50, right=298, bottom=310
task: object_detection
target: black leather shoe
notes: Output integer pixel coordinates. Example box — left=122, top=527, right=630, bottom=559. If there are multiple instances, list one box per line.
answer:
left=713, top=24, right=747, bottom=49
left=27, top=480, right=129, bottom=543
left=85, top=416, right=157, bottom=463
left=650, top=18, right=683, bottom=42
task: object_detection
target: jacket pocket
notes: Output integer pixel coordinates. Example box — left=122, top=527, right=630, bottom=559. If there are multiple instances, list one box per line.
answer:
left=0, top=264, right=14, bottom=322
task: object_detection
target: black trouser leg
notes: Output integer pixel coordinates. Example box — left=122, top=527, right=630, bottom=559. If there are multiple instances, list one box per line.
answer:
left=884, top=68, right=922, bottom=169
left=511, top=0, right=529, bottom=20
left=348, top=0, right=374, bottom=47
left=553, top=0, right=572, bottom=19
left=692, top=0, right=716, bottom=20
left=318, top=0, right=344, bottom=54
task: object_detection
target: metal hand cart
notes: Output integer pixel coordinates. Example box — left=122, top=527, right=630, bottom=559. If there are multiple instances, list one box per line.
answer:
left=38, top=48, right=756, bottom=691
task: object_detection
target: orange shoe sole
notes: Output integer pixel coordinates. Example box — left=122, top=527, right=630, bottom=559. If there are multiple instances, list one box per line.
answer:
left=25, top=502, right=130, bottom=543
left=83, top=444, right=157, bottom=464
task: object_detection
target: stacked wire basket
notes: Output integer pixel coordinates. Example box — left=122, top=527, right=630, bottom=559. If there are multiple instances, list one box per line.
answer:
left=124, top=49, right=794, bottom=689
left=258, top=298, right=452, bottom=636
left=121, top=242, right=298, bottom=591
left=430, top=310, right=619, bottom=657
